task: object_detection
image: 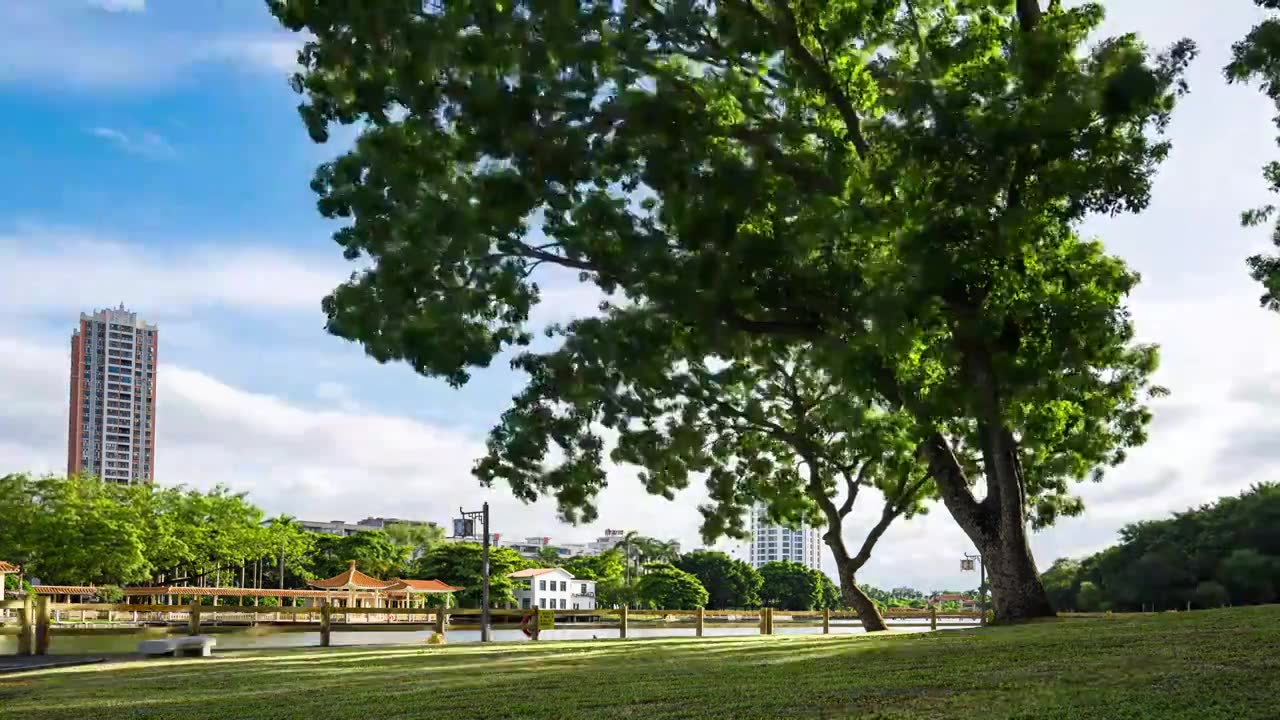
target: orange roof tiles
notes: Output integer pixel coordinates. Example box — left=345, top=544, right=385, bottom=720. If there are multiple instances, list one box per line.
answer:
left=0, top=561, right=20, bottom=573
left=384, top=578, right=464, bottom=593
left=508, top=568, right=560, bottom=578
left=307, top=560, right=395, bottom=590
left=124, top=586, right=355, bottom=599
left=31, top=585, right=97, bottom=595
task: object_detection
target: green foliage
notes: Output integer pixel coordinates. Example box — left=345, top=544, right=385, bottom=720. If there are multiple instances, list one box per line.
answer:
left=562, top=549, right=625, bottom=582
left=1217, top=548, right=1278, bottom=606
left=815, top=572, right=843, bottom=610
left=634, top=563, right=709, bottom=610
left=537, top=546, right=565, bottom=566
left=1226, top=1, right=1280, bottom=309
left=381, top=522, right=445, bottom=561
left=759, top=561, right=821, bottom=611
left=271, top=0, right=1197, bottom=621
left=0, top=473, right=307, bottom=587
left=94, top=585, right=125, bottom=603
left=1041, top=558, right=1083, bottom=612
left=1191, top=580, right=1229, bottom=609
left=415, top=542, right=532, bottom=607
left=1049, top=483, right=1280, bottom=611
left=675, top=551, right=762, bottom=609
left=307, top=531, right=412, bottom=581
left=1076, top=581, right=1104, bottom=613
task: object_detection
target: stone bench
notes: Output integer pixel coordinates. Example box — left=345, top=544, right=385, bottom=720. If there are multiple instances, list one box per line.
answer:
left=138, top=636, right=216, bottom=658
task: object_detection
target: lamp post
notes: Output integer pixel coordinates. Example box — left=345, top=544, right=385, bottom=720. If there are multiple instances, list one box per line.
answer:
left=457, top=503, right=491, bottom=642
left=961, top=552, right=986, bottom=625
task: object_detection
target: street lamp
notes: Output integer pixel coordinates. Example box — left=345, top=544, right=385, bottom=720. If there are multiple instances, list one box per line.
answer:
left=962, top=552, right=986, bottom=625
left=456, top=503, right=491, bottom=642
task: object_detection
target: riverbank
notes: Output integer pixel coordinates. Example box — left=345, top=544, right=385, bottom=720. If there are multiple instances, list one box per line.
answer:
left=2, top=605, right=1277, bottom=719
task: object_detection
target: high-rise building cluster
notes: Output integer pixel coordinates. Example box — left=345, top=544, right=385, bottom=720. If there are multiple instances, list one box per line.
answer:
left=748, top=503, right=822, bottom=571
left=67, top=305, right=158, bottom=485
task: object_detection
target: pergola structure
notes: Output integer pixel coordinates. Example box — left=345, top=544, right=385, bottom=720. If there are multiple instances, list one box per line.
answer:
left=0, top=561, right=19, bottom=599
left=384, top=578, right=463, bottom=608
left=306, top=562, right=463, bottom=609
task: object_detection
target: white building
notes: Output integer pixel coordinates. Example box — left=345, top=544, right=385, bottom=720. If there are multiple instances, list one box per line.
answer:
left=508, top=568, right=597, bottom=610
left=295, top=517, right=437, bottom=537
left=748, top=504, right=823, bottom=570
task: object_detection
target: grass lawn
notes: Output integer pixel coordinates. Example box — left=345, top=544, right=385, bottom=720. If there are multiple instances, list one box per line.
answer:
left=2, top=605, right=1278, bottom=719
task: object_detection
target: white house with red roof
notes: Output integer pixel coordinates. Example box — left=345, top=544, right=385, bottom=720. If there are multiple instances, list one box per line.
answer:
left=508, top=568, right=596, bottom=611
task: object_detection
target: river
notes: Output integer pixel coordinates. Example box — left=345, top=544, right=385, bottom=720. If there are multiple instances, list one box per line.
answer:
left=0, top=620, right=978, bottom=656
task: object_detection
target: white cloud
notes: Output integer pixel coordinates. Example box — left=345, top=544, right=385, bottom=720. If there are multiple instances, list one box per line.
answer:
left=89, top=0, right=145, bottom=13
left=0, top=332, right=711, bottom=551
left=0, top=225, right=345, bottom=316
left=88, top=127, right=175, bottom=159
left=0, top=2, right=303, bottom=89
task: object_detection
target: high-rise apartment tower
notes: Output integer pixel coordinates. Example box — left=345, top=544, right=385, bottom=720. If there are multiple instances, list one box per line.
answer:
left=748, top=503, right=822, bottom=571
left=67, top=305, right=158, bottom=484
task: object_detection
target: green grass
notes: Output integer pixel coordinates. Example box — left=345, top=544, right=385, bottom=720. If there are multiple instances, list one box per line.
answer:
left=3, top=606, right=1279, bottom=719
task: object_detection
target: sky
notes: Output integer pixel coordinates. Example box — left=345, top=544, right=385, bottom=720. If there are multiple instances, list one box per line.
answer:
left=2, top=0, right=1279, bottom=593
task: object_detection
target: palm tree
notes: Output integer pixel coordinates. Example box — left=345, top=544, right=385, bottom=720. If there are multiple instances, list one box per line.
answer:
left=614, top=531, right=644, bottom=587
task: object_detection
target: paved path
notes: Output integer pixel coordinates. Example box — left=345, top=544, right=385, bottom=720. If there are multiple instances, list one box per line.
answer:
left=0, top=656, right=106, bottom=674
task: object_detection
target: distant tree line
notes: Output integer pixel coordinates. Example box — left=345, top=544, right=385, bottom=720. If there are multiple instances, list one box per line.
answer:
left=1041, top=483, right=1280, bottom=612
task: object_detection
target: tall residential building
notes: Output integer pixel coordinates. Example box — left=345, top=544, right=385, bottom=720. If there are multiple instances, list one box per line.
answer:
left=748, top=504, right=822, bottom=571
left=67, top=305, right=158, bottom=484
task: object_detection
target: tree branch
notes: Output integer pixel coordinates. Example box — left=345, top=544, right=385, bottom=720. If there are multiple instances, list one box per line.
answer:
left=849, top=500, right=898, bottom=571
left=723, top=0, right=871, bottom=158
left=1016, top=0, right=1042, bottom=32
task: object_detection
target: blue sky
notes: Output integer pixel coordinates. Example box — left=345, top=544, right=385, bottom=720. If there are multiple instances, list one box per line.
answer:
left=3, top=0, right=1280, bottom=592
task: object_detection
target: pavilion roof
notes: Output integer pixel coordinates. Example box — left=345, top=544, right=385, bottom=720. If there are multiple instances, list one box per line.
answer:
left=307, top=561, right=395, bottom=590
left=124, top=586, right=369, bottom=599
left=31, top=585, right=96, bottom=595
left=508, top=568, right=561, bottom=579
left=384, top=578, right=464, bottom=594
left=0, top=561, right=20, bottom=573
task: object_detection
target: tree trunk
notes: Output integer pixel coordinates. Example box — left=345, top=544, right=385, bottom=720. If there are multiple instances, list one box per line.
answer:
left=923, top=429, right=1055, bottom=623
left=839, top=568, right=887, bottom=632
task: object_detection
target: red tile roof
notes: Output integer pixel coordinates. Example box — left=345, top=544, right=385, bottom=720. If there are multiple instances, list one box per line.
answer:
left=307, top=560, right=395, bottom=590
left=0, top=561, right=20, bottom=573
left=932, top=593, right=973, bottom=602
left=508, top=568, right=560, bottom=578
left=31, top=585, right=97, bottom=595
left=384, top=578, right=464, bottom=593
left=125, top=586, right=361, bottom=599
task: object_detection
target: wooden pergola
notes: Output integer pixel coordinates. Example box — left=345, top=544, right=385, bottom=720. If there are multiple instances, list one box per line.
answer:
left=383, top=578, right=464, bottom=608
left=307, top=561, right=396, bottom=608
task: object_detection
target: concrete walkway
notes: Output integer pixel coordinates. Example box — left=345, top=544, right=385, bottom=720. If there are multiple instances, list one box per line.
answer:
left=0, top=656, right=106, bottom=674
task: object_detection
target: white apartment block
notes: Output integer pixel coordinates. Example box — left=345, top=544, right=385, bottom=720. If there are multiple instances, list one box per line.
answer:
left=508, top=568, right=597, bottom=610
left=748, top=504, right=823, bottom=570
left=67, top=305, right=158, bottom=484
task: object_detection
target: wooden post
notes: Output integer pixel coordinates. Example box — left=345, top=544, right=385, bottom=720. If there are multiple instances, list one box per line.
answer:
left=929, top=605, right=937, bottom=631
left=17, top=594, right=34, bottom=656
left=619, top=606, right=628, bottom=639
left=696, top=607, right=705, bottom=638
left=760, top=608, right=767, bottom=635
left=320, top=601, right=332, bottom=647
left=35, top=596, right=51, bottom=655
left=768, top=607, right=775, bottom=635
left=823, top=608, right=831, bottom=635
left=189, top=601, right=202, bottom=636
left=435, top=601, right=447, bottom=635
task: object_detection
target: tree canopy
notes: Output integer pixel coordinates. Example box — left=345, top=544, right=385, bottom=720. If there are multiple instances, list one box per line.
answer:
left=634, top=562, right=710, bottom=610
left=1041, top=483, right=1280, bottom=612
left=270, top=0, right=1196, bottom=621
left=759, top=560, right=822, bottom=610
left=1227, top=0, right=1280, bottom=309
left=415, top=542, right=535, bottom=607
left=675, top=550, right=762, bottom=609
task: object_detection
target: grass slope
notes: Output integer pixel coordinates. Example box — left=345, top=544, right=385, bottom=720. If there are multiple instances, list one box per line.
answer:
left=2, top=606, right=1278, bottom=719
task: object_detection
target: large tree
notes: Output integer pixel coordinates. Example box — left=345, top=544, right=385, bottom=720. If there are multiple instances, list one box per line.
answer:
left=634, top=562, right=710, bottom=609
left=759, top=560, right=821, bottom=611
left=415, top=542, right=533, bottom=607
left=477, top=313, right=929, bottom=630
left=676, top=550, right=763, bottom=609
left=1227, top=0, right=1280, bottom=308
left=271, top=0, right=1194, bottom=620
